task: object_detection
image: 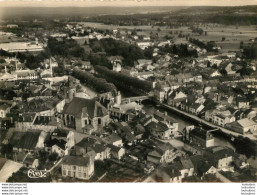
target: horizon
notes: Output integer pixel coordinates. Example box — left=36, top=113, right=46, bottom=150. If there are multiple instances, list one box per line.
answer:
left=0, top=0, right=257, bottom=8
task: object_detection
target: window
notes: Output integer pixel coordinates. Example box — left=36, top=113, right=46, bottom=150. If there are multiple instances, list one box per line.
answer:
left=78, top=172, right=82, bottom=177
left=84, top=167, right=87, bottom=171
left=78, top=167, right=81, bottom=171
left=73, top=166, right=76, bottom=170
left=62, top=170, right=66, bottom=176
left=98, top=118, right=101, bottom=125
left=63, top=165, right=66, bottom=170
left=84, top=173, right=87, bottom=178
left=85, top=120, right=88, bottom=125
left=68, top=171, right=71, bottom=176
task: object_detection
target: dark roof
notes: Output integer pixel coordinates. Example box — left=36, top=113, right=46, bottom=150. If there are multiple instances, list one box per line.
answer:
left=179, top=157, right=194, bottom=169
left=107, top=144, right=123, bottom=153
left=189, top=127, right=214, bottom=140
left=160, top=165, right=181, bottom=178
left=13, top=131, right=41, bottom=150
left=76, top=137, right=97, bottom=148
left=52, top=129, right=69, bottom=138
left=63, top=97, right=108, bottom=118
left=62, top=155, right=91, bottom=167
left=103, top=133, right=122, bottom=144
left=50, top=139, right=66, bottom=150
left=147, top=121, right=169, bottom=132
left=23, top=156, right=37, bottom=165
left=33, top=116, right=57, bottom=126
left=154, top=111, right=176, bottom=123
left=92, top=143, right=108, bottom=153
left=204, top=146, right=235, bottom=163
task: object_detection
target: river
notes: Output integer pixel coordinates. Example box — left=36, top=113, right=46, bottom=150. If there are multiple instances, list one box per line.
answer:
left=120, top=92, right=235, bottom=150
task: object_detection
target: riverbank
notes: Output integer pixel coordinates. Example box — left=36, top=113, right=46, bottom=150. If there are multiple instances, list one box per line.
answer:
left=161, top=103, right=257, bottom=141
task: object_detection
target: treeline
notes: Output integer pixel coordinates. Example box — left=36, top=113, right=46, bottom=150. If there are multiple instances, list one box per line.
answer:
left=189, top=38, right=218, bottom=52
left=159, top=44, right=198, bottom=58
left=72, top=67, right=117, bottom=94
left=95, top=65, right=152, bottom=94
left=89, top=38, right=145, bottom=67
left=189, top=26, right=204, bottom=35
left=243, top=45, right=257, bottom=59
left=47, top=37, right=85, bottom=58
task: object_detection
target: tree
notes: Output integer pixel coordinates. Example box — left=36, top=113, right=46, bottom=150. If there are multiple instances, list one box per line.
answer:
left=1, top=143, right=13, bottom=156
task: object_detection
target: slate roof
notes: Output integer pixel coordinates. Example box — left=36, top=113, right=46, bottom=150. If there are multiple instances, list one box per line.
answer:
left=103, top=133, right=122, bottom=144
left=147, top=121, right=169, bottom=133
left=62, top=155, right=91, bottom=167
left=51, top=129, right=69, bottom=138
left=12, top=131, right=41, bottom=150
left=154, top=111, right=176, bottom=123
left=76, top=137, right=97, bottom=148
left=159, top=165, right=181, bottom=178
left=33, top=116, right=57, bottom=126
left=63, top=97, right=108, bottom=119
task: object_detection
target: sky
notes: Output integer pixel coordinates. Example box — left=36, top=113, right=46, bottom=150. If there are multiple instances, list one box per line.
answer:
left=0, top=0, right=256, bottom=7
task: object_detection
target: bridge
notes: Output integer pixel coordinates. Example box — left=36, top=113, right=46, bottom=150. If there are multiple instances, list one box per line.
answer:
left=122, top=96, right=152, bottom=104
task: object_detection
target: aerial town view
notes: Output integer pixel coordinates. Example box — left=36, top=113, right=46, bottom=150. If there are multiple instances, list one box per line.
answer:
left=0, top=3, right=256, bottom=183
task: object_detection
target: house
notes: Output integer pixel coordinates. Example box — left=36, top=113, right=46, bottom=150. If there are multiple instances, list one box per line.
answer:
left=134, top=59, right=152, bottom=70
left=137, top=42, right=151, bottom=50
left=153, top=110, right=179, bottom=131
left=62, top=97, right=109, bottom=133
left=212, top=113, right=235, bottom=127
left=10, top=130, right=47, bottom=153
left=147, top=142, right=177, bottom=164
left=12, top=69, right=39, bottom=80
left=61, top=154, right=94, bottom=180
left=50, top=129, right=75, bottom=151
left=107, top=56, right=123, bottom=72
left=226, top=118, right=257, bottom=134
left=23, top=155, right=39, bottom=169
left=183, top=127, right=216, bottom=148
left=48, top=139, right=68, bottom=157
left=146, top=121, right=172, bottom=140
left=210, top=70, right=222, bottom=77
left=137, top=71, right=154, bottom=80
left=236, top=97, right=250, bottom=109
left=81, top=61, right=92, bottom=70
left=188, top=103, right=204, bottom=115
left=243, top=109, right=256, bottom=120
left=32, top=116, right=57, bottom=132
left=16, top=112, right=36, bottom=131
left=110, top=122, right=137, bottom=145
left=73, top=138, right=111, bottom=161
left=205, top=146, right=235, bottom=170
left=167, top=91, right=187, bottom=107
left=190, top=155, right=217, bottom=177
left=178, top=157, right=195, bottom=178
left=108, top=144, right=125, bottom=160
left=109, top=102, right=142, bottom=121
left=102, top=133, right=123, bottom=147
left=205, top=109, right=219, bottom=122
left=155, top=165, right=182, bottom=182
left=0, top=104, right=11, bottom=118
